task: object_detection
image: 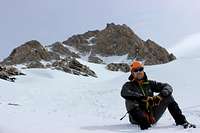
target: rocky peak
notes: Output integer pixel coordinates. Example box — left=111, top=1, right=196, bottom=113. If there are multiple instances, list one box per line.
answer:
left=1, top=40, right=60, bottom=65
left=93, top=23, right=143, bottom=57
left=62, top=23, right=176, bottom=65
left=105, top=23, right=135, bottom=38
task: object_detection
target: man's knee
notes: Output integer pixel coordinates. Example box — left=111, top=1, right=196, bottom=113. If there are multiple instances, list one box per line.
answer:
left=161, top=94, right=175, bottom=105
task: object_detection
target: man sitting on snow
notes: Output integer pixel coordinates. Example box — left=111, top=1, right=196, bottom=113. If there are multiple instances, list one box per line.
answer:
left=121, top=60, right=196, bottom=130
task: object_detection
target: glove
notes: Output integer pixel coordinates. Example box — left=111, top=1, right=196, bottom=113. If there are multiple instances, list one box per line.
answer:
left=141, top=96, right=154, bottom=110
left=141, top=95, right=162, bottom=110
left=153, top=95, right=162, bottom=106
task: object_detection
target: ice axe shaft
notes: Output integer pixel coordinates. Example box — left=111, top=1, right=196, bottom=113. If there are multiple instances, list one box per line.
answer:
left=120, top=112, right=128, bottom=120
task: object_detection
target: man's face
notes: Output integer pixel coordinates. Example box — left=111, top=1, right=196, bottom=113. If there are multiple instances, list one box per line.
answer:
left=131, top=67, right=144, bottom=80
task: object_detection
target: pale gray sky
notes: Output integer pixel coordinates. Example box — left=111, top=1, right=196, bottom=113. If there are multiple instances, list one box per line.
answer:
left=1, top=0, right=200, bottom=59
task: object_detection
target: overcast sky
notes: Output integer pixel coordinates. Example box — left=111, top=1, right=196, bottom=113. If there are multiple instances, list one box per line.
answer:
left=1, top=0, right=200, bottom=59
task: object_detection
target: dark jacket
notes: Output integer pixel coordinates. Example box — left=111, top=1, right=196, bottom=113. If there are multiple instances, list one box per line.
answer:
left=121, top=73, right=173, bottom=112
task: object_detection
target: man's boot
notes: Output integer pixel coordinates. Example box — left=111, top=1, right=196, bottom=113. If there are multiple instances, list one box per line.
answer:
left=168, top=102, right=196, bottom=128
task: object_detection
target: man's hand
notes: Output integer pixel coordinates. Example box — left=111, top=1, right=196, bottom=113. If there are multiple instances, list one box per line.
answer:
left=141, top=95, right=162, bottom=110
left=141, top=96, right=154, bottom=110
left=153, top=95, right=162, bottom=106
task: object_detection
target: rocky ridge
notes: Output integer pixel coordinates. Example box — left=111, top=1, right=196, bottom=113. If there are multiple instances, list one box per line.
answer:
left=0, top=23, right=176, bottom=78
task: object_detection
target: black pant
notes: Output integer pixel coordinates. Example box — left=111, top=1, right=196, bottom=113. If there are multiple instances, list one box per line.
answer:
left=129, top=95, right=187, bottom=125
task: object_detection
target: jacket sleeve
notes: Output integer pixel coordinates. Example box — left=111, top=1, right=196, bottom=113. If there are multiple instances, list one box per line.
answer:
left=150, top=80, right=173, bottom=97
left=121, top=82, right=143, bottom=101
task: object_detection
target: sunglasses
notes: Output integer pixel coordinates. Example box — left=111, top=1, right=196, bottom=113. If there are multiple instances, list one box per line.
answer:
left=132, top=67, right=144, bottom=73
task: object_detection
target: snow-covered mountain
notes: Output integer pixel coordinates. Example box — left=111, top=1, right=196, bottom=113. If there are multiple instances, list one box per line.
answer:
left=0, top=56, right=200, bottom=133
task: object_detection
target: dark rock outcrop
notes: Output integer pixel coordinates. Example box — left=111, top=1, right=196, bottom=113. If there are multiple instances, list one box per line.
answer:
left=26, top=61, right=45, bottom=68
left=106, top=63, right=130, bottom=72
left=169, top=53, right=176, bottom=61
left=0, top=65, right=25, bottom=82
left=52, top=57, right=97, bottom=77
left=88, top=55, right=104, bottom=64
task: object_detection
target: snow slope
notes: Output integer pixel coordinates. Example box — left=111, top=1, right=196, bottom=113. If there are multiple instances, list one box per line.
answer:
left=169, top=33, right=200, bottom=59
left=0, top=58, right=200, bottom=133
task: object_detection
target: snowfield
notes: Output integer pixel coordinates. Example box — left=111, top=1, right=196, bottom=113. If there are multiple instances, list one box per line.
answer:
left=0, top=57, right=200, bottom=133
